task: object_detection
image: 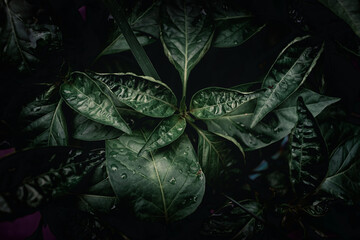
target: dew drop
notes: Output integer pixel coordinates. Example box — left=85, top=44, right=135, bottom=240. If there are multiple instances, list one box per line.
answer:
left=169, top=177, right=176, bottom=185
left=32, top=107, right=41, bottom=112
left=234, top=40, right=238, bottom=45
left=200, top=9, right=207, bottom=15
left=132, top=170, right=136, bottom=175
left=197, top=39, right=202, bottom=43
left=177, top=127, right=183, bottom=131
left=183, top=151, right=188, bottom=156
left=193, top=196, right=198, bottom=202
left=121, top=173, right=127, bottom=179
left=111, top=165, right=118, bottom=171
left=179, top=169, right=183, bottom=174
left=137, top=165, right=142, bottom=169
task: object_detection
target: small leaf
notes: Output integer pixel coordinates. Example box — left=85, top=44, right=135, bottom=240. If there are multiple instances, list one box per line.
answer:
left=190, top=87, right=261, bottom=119
left=250, top=36, right=324, bottom=128
left=106, top=126, right=205, bottom=222
left=321, top=135, right=360, bottom=204
left=160, top=0, right=215, bottom=95
left=91, top=72, right=177, bottom=118
left=289, top=98, right=328, bottom=195
left=60, top=72, right=131, bottom=134
left=139, top=114, right=186, bottom=155
left=318, top=0, right=360, bottom=38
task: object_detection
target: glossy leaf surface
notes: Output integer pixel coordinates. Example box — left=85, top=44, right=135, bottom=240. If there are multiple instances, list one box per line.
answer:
left=0, top=147, right=104, bottom=220
left=92, top=72, right=177, bottom=117
left=60, top=72, right=131, bottom=134
left=251, top=36, right=324, bottom=128
left=190, top=87, right=261, bottom=119
left=206, top=88, right=339, bottom=151
left=318, top=0, right=360, bottom=38
left=19, top=86, right=68, bottom=147
left=160, top=0, right=214, bottom=93
left=106, top=128, right=205, bottom=222
left=139, top=115, right=186, bottom=155
left=289, top=98, right=327, bottom=195
left=321, top=135, right=360, bottom=203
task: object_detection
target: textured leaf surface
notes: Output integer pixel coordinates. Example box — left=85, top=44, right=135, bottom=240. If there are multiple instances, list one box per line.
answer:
left=190, top=87, right=261, bottom=119
left=106, top=128, right=205, bottom=222
left=289, top=98, right=327, bottom=195
left=318, top=0, right=360, bottom=38
left=321, top=135, right=360, bottom=203
left=160, top=0, right=214, bottom=93
left=251, top=36, right=324, bottom=128
left=19, top=86, right=68, bottom=147
left=0, top=147, right=104, bottom=220
left=60, top=72, right=131, bottom=134
left=206, top=88, right=339, bottom=151
left=139, top=115, right=186, bottom=155
left=211, top=0, right=265, bottom=48
left=92, top=72, right=177, bottom=117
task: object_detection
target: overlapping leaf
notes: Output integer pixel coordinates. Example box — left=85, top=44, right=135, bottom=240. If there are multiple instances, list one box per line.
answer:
left=190, top=87, right=262, bottom=119
left=60, top=72, right=131, bottom=134
left=160, top=0, right=215, bottom=93
left=106, top=127, right=205, bottom=222
left=250, top=36, right=324, bottom=128
left=19, top=85, right=68, bottom=147
left=289, top=98, right=328, bottom=195
left=206, top=88, right=339, bottom=151
left=91, top=72, right=177, bottom=117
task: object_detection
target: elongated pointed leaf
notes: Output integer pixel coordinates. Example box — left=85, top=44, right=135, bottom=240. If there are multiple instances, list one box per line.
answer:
left=91, top=72, right=177, bottom=117
left=206, top=88, right=339, bottom=151
left=0, top=147, right=104, bottom=220
left=211, top=0, right=265, bottom=48
left=289, top=98, right=328, bottom=195
left=106, top=128, right=205, bottom=222
left=139, top=115, right=186, bottom=155
left=60, top=72, right=131, bottom=134
left=19, top=85, right=68, bottom=148
left=160, top=0, right=215, bottom=93
left=250, top=36, right=324, bottom=128
left=337, top=36, right=360, bottom=57
left=318, top=0, right=360, bottom=38
left=321, top=135, right=360, bottom=203
left=190, top=87, right=262, bottom=119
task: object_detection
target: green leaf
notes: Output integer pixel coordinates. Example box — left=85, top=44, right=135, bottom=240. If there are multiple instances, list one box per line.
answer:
left=98, top=1, right=160, bottom=57
left=211, top=0, right=265, bottom=48
left=0, top=147, right=104, bottom=220
left=106, top=127, right=205, bottom=222
left=250, top=36, right=324, bottom=128
left=318, top=0, right=360, bottom=38
left=302, top=196, right=333, bottom=217
left=336, top=36, right=360, bottom=57
left=206, top=88, right=339, bottom=151
left=321, top=135, right=360, bottom=203
left=138, top=114, right=186, bottom=156
left=60, top=72, right=131, bottom=134
left=289, top=98, right=328, bottom=195
left=91, top=72, right=177, bottom=118
left=190, top=87, right=262, bottom=119
left=19, top=85, right=68, bottom=147
left=160, top=0, right=215, bottom=97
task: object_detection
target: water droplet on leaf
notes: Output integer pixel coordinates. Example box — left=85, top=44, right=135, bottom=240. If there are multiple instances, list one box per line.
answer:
left=111, top=165, right=118, bottom=171
left=169, top=177, right=176, bottom=184
left=121, top=173, right=127, bottom=179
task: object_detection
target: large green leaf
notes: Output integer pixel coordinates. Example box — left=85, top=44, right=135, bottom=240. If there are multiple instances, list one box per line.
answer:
left=160, top=0, right=215, bottom=96
left=289, top=98, right=328, bottom=195
left=106, top=127, right=205, bottom=222
left=250, top=36, right=324, bottom=128
left=19, top=85, right=68, bottom=147
left=98, top=0, right=160, bottom=58
left=211, top=0, right=265, bottom=48
left=0, top=147, right=104, bottom=220
left=318, top=0, right=360, bottom=38
left=138, top=114, right=186, bottom=156
left=60, top=72, right=131, bottom=134
left=206, top=88, right=339, bottom=151
left=190, top=87, right=262, bottom=119
left=321, top=135, right=360, bottom=204
left=91, top=72, right=177, bottom=117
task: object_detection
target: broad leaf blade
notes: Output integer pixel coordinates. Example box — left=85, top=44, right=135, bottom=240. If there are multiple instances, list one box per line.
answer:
left=289, top=98, right=328, bottom=195
left=106, top=128, right=205, bottom=222
left=139, top=115, right=186, bottom=155
left=250, top=36, right=324, bottom=128
left=92, top=72, right=177, bottom=118
left=321, top=135, right=360, bottom=203
left=190, top=87, right=261, bottom=119
left=60, top=72, right=131, bottom=134
left=160, top=0, right=215, bottom=94
left=318, top=0, right=360, bottom=38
